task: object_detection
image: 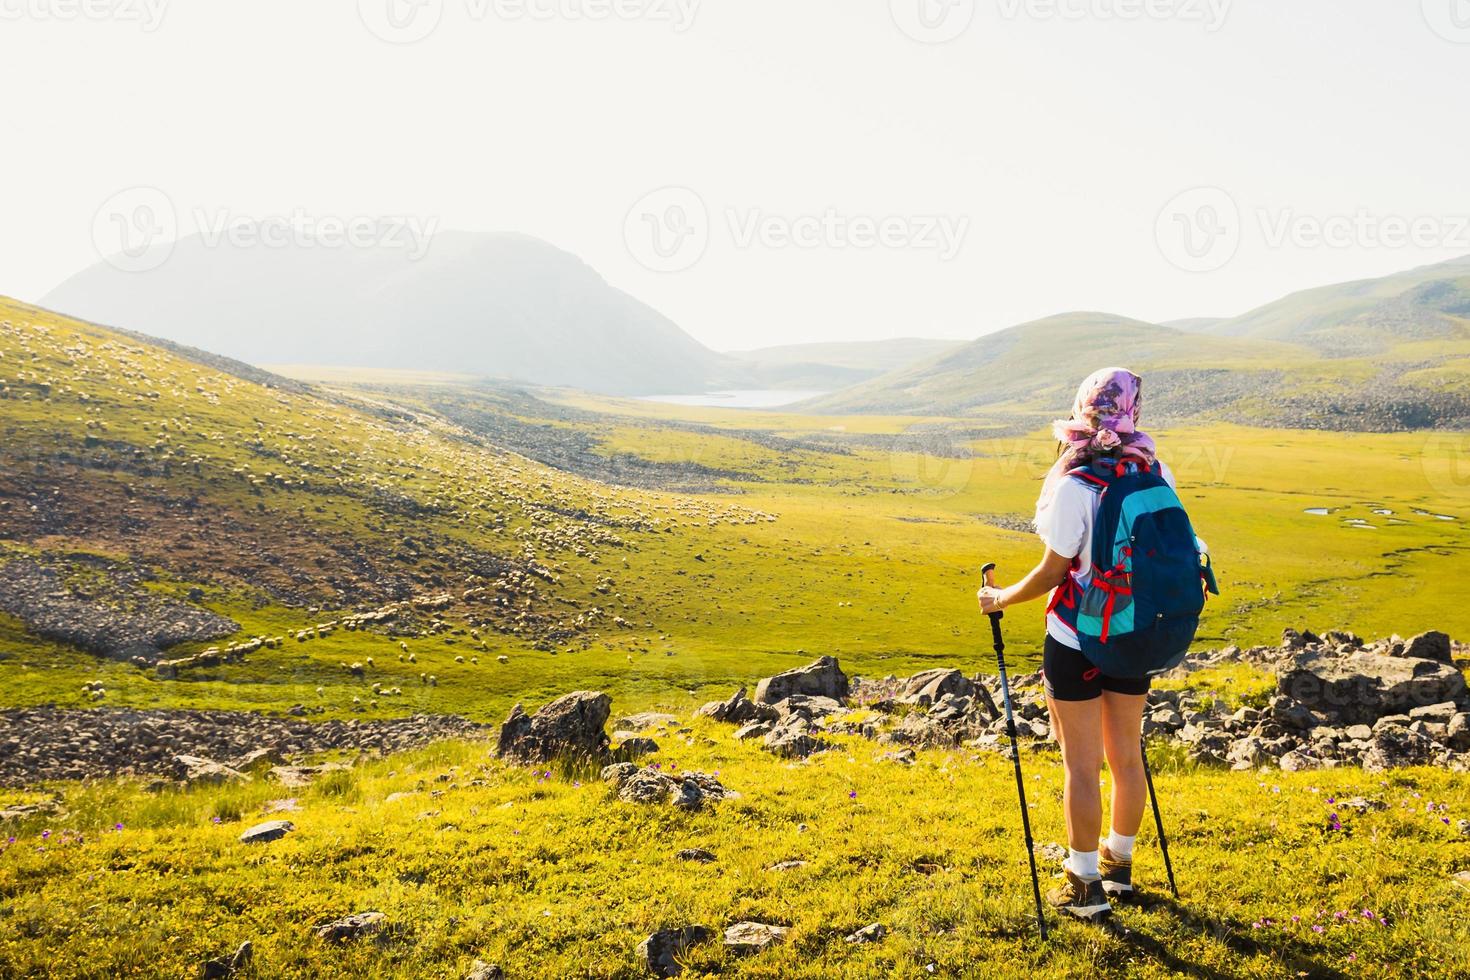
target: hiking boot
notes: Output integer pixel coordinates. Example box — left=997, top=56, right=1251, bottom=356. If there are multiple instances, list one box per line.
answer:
left=1099, top=844, right=1134, bottom=898
left=1045, top=868, right=1112, bottom=921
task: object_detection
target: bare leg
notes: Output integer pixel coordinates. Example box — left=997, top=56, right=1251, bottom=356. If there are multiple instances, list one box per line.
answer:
left=1100, top=690, right=1148, bottom=837
left=1047, top=693, right=1104, bottom=852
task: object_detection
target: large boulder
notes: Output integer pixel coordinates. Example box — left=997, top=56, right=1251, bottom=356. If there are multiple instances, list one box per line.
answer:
left=495, top=691, right=611, bottom=764
left=1397, top=631, right=1454, bottom=664
left=754, top=656, right=849, bottom=705
left=898, top=668, right=973, bottom=706
left=695, top=687, right=777, bottom=725
left=1362, top=726, right=1445, bottom=772
left=1277, top=650, right=1467, bottom=726
left=762, top=716, right=833, bottom=759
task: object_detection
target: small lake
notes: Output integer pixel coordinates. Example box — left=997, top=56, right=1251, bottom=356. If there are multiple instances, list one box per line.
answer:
left=635, top=389, right=829, bottom=409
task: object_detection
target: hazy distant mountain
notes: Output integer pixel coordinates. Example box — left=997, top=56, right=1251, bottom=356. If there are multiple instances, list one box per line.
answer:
left=801, top=313, right=1284, bottom=417
left=1200, top=254, right=1470, bottom=353
left=804, top=256, right=1470, bottom=429
left=41, top=231, right=740, bottom=396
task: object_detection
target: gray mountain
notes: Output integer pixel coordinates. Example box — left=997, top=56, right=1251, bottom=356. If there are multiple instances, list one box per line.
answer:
left=41, top=231, right=740, bottom=396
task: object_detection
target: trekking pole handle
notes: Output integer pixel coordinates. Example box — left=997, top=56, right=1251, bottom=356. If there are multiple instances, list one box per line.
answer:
left=980, top=562, right=1003, bottom=624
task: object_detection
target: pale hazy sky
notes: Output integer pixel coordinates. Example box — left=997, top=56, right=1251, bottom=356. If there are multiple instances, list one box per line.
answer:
left=3, top=0, right=1468, bottom=350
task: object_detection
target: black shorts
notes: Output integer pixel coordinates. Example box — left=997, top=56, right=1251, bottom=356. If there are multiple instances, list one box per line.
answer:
left=1042, top=634, right=1151, bottom=702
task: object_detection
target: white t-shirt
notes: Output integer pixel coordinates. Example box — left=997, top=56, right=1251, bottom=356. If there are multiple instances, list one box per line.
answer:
left=1036, top=460, right=1176, bottom=650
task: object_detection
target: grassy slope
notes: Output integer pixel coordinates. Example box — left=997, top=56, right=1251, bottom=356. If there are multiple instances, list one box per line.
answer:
left=4, top=302, right=1470, bottom=977
left=2, top=731, right=1469, bottom=978
left=803, top=256, right=1470, bottom=419
left=4, top=292, right=1467, bottom=725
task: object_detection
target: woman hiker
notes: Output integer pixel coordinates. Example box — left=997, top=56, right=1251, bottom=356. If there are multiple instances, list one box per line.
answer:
left=976, top=367, right=1199, bottom=922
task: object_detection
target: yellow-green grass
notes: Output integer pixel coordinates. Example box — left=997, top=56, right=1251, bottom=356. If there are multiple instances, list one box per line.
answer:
left=3, top=727, right=1468, bottom=978
left=3, top=298, right=1469, bottom=727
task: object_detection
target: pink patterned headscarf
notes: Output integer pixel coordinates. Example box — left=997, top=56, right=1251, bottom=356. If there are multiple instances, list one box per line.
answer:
left=1035, top=367, right=1157, bottom=525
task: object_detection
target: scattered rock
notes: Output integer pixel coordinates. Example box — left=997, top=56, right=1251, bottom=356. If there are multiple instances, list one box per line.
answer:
left=1278, top=649, right=1466, bottom=726
left=733, top=720, right=774, bottom=741
left=636, top=926, right=712, bottom=977
left=1399, top=631, right=1453, bottom=664
left=767, top=860, right=809, bottom=871
left=845, top=923, right=887, bottom=945
left=898, top=669, right=972, bottom=706
left=612, top=766, right=735, bottom=809
left=315, top=910, right=388, bottom=943
left=754, top=656, right=849, bottom=705
left=173, top=755, right=250, bottom=786
left=201, top=941, right=253, bottom=979
left=495, top=691, right=611, bottom=765
left=614, top=737, right=660, bottom=759
left=762, top=717, right=832, bottom=759
left=1034, top=842, right=1066, bottom=863
left=616, top=711, right=678, bottom=732
left=724, top=921, right=790, bottom=955
left=238, top=820, right=294, bottom=844
left=0, top=707, right=484, bottom=786
left=463, top=960, right=504, bottom=980
left=675, top=848, right=717, bottom=863
left=696, top=687, right=777, bottom=724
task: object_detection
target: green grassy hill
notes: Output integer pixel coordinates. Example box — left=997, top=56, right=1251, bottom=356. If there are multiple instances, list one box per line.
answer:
left=4, top=297, right=1470, bottom=978
left=804, top=257, right=1470, bottom=429
left=1203, top=255, right=1470, bottom=353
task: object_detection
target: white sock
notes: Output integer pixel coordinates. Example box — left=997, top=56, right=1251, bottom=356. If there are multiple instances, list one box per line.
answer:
left=1066, top=848, right=1099, bottom=878
left=1106, top=831, right=1136, bottom=861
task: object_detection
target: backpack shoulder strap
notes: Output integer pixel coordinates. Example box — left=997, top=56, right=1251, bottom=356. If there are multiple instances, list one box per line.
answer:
left=1066, top=466, right=1110, bottom=493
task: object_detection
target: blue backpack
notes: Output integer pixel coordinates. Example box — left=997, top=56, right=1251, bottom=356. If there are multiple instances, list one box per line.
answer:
left=1049, top=457, right=1217, bottom=679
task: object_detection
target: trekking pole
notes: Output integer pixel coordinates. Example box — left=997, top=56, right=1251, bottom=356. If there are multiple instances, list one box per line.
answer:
left=1140, top=736, right=1179, bottom=898
left=981, top=562, right=1048, bottom=941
